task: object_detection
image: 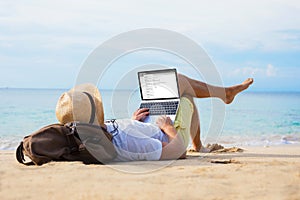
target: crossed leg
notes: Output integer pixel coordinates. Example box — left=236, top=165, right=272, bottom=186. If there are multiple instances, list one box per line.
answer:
left=177, top=74, right=254, bottom=151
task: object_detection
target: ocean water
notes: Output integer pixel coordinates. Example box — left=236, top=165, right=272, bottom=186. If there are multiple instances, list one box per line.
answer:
left=0, top=88, right=299, bottom=150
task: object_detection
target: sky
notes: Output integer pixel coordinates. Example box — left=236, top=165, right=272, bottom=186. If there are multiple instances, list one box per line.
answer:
left=0, top=0, right=300, bottom=91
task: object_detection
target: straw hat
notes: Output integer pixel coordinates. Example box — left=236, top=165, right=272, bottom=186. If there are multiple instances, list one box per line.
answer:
left=56, top=83, right=104, bottom=125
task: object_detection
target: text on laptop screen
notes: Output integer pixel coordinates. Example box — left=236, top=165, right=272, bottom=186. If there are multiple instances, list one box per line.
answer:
left=139, top=70, right=179, bottom=100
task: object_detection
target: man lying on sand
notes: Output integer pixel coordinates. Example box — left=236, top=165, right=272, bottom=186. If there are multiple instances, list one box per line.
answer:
left=56, top=73, right=253, bottom=161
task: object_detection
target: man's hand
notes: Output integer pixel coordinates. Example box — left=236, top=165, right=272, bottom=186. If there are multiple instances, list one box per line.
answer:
left=156, top=116, right=177, bottom=140
left=131, top=108, right=149, bottom=122
left=156, top=116, right=173, bottom=131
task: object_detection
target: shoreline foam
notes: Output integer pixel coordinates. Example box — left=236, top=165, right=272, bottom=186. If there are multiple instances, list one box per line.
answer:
left=2, top=133, right=300, bottom=151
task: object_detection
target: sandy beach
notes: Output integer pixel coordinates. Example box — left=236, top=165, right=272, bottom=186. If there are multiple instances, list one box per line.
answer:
left=1, top=145, right=300, bottom=200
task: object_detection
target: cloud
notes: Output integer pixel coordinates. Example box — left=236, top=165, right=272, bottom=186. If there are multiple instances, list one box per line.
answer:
left=0, top=0, right=300, bottom=52
left=266, top=64, right=277, bottom=77
left=0, top=0, right=299, bottom=89
left=230, top=64, right=277, bottom=77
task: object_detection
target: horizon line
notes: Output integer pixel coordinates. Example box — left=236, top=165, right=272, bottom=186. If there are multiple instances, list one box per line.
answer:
left=0, top=87, right=300, bottom=93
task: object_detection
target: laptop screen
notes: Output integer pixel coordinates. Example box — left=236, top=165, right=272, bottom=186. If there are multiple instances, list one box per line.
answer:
left=138, top=69, right=180, bottom=100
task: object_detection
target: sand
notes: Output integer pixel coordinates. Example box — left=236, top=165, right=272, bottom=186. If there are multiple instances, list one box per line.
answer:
left=1, top=145, right=300, bottom=200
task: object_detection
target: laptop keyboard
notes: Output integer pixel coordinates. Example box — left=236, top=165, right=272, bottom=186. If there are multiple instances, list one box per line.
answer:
left=140, top=101, right=179, bottom=115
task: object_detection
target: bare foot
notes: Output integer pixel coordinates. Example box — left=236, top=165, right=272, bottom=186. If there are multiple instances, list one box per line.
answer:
left=188, top=146, right=210, bottom=153
left=225, top=78, right=254, bottom=104
left=188, top=144, right=201, bottom=152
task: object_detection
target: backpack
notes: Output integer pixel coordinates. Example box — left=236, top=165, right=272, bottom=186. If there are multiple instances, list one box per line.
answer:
left=16, top=122, right=118, bottom=165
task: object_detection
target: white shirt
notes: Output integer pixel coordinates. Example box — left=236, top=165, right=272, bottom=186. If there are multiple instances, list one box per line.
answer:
left=105, top=119, right=168, bottom=161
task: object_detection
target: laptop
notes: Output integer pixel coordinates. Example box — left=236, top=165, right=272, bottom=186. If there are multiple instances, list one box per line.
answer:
left=138, top=68, right=180, bottom=123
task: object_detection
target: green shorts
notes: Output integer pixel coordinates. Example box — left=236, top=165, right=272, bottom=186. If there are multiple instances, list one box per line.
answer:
left=173, top=97, right=194, bottom=148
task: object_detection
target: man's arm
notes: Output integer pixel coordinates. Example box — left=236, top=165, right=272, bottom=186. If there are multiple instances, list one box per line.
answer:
left=131, top=109, right=186, bottom=159
left=156, top=116, right=186, bottom=160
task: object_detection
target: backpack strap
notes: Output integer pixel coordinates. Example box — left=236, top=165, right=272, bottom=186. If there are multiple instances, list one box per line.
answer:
left=15, top=142, right=34, bottom=165
left=65, top=124, right=80, bottom=154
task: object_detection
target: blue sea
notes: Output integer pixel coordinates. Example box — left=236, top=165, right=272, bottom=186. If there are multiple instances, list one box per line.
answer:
left=0, top=88, right=299, bottom=150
